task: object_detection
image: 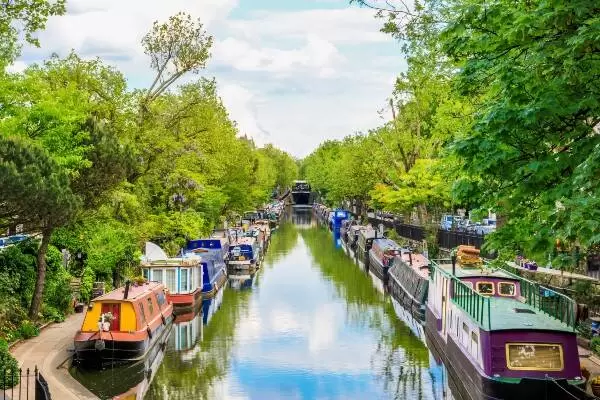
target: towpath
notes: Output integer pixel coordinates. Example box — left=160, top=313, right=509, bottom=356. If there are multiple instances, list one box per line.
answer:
left=10, top=313, right=97, bottom=400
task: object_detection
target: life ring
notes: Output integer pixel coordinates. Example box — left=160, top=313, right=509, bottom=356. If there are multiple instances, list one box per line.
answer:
left=146, top=326, right=153, bottom=339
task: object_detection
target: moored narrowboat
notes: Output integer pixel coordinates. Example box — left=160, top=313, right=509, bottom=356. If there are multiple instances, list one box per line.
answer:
left=387, top=249, right=430, bottom=326
left=425, top=259, right=590, bottom=400
left=356, top=227, right=377, bottom=270
left=185, top=239, right=228, bottom=299
left=74, top=281, right=173, bottom=366
left=368, top=238, right=401, bottom=286
left=141, top=250, right=203, bottom=312
left=228, top=237, right=260, bottom=271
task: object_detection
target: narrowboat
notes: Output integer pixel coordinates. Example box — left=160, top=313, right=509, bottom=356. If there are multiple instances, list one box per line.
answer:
left=368, top=238, right=401, bottom=286
left=74, top=281, right=173, bottom=366
left=185, top=239, right=228, bottom=298
left=425, top=257, right=589, bottom=400
left=141, top=244, right=203, bottom=312
left=387, top=249, right=430, bottom=336
left=228, top=237, right=260, bottom=271
left=356, top=227, right=377, bottom=270
left=245, top=226, right=267, bottom=261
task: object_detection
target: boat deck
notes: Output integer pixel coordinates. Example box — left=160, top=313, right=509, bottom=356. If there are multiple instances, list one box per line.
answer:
left=399, top=252, right=429, bottom=278
left=484, top=297, right=573, bottom=332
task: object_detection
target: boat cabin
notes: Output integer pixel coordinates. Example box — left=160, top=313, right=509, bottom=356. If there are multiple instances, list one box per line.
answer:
left=141, top=256, right=203, bottom=309
left=371, top=238, right=401, bottom=267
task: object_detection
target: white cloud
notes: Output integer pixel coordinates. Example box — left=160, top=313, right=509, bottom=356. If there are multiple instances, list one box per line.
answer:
left=13, top=0, right=404, bottom=157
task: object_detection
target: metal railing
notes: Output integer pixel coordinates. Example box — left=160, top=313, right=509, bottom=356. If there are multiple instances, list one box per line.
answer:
left=451, top=277, right=491, bottom=330
left=515, top=275, right=577, bottom=328
left=1, top=366, right=51, bottom=400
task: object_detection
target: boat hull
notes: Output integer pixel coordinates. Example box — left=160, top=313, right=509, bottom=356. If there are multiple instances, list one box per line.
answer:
left=202, top=268, right=228, bottom=299
left=168, top=288, right=202, bottom=313
left=424, top=308, right=588, bottom=400
left=74, top=316, right=173, bottom=367
left=368, top=252, right=390, bottom=285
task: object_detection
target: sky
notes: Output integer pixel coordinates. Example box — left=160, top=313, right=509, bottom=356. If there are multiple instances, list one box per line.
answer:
left=14, top=0, right=405, bottom=158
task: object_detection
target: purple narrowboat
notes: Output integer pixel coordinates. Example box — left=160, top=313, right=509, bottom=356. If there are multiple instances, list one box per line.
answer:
left=425, top=260, right=589, bottom=400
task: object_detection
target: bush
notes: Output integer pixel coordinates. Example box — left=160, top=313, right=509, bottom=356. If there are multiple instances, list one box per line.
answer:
left=0, top=339, right=19, bottom=389
left=591, top=336, right=600, bottom=355
left=18, top=321, right=39, bottom=339
left=42, top=304, right=65, bottom=323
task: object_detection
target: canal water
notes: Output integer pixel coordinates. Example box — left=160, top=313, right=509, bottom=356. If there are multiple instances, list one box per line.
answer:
left=73, top=209, right=457, bottom=399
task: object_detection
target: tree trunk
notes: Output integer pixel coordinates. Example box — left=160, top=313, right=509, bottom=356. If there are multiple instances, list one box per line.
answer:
left=29, top=227, right=53, bottom=320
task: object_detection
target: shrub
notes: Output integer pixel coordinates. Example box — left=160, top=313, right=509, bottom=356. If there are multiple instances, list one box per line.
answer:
left=0, top=339, right=19, bottom=389
left=591, top=336, right=600, bottom=355
left=42, top=304, right=65, bottom=323
left=18, top=321, right=39, bottom=339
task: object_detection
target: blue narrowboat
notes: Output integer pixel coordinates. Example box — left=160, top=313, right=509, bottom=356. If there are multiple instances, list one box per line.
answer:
left=228, top=237, right=260, bottom=271
left=185, top=239, right=228, bottom=299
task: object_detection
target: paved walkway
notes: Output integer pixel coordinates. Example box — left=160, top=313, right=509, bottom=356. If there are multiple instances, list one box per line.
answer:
left=10, top=313, right=97, bottom=400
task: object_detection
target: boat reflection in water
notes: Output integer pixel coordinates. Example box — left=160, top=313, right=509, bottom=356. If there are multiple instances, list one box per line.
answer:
left=202, top=282, right=225, bottom=326
left=228, top=270, right=255, bottom=291
left=290, top=208, right=314, bottom=228
left=170, top=308, right=203, bottom=362
left=70, top=321, right=171, bottom=400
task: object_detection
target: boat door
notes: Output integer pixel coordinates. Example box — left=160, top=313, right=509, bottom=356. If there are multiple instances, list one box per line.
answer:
left=101, top=303, right=121, bottom=331
left=441, top=277, right=449, bottom=337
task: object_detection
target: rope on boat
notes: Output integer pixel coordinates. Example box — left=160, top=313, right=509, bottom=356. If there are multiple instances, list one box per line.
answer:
left=546, top=376, right=591, bottom=400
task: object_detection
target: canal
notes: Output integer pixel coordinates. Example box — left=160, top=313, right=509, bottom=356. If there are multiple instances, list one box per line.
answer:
left=72, top=209, right=456, bottom=399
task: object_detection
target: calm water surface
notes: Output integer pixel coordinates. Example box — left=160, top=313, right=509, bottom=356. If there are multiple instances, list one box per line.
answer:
left=74, top=210, right=456, bottom=399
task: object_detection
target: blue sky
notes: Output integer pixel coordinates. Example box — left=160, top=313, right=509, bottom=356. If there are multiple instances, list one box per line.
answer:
left=15, top=0, right=405, bottom=157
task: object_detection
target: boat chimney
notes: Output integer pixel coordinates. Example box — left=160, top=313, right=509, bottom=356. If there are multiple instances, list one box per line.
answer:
left=451, top=254, right=457, bottom=276
left=124, top=280, right=131, bottom=299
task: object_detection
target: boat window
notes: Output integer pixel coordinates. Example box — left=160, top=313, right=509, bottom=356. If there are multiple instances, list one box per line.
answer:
left=181, top=268, right=189, bottom=292
left=476, top=281, right=494, bottom=295
left=471, top=332, right=479, bottom=358
left=464, top=281, right=474, bottom=290
left=499, top=282, right=516, bottom=296
left=147, top=297, right=154, bottom=316
left=154, top=269, right=164, bottom=284
left=139, top=303, right=147, bottom=323
left=505, top=343, right=563, bottom=371
left=461, top=322, right=469, bottom=347
left=142, top=268, right=149, bottom=280
left=156, top=291, right=166, bottom=307
left=166, top=269, right=177, bottom=293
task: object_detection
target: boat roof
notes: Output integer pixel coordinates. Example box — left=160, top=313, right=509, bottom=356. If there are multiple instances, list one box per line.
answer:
left=94, top=281, right=163, bottom=302
left=231, top=237, right=256, bottom=246
left=141, top=256, right=201, bottom=267
left=436, top=261, right=517, bottom=280
left=372, top=238, right=400, bottom=249
left=394, top=251, right=430, bottom=279
left=485, top=297, right=573, bottom=332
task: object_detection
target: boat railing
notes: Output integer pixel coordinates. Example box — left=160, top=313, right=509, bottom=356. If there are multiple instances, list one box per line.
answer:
left=509, top=273, right=577, bottom=329
left=430, top=262, right=491, bottom=329
left=430, top=260, right=577, bottom=330
left=450, top=275, right=492, bottom=330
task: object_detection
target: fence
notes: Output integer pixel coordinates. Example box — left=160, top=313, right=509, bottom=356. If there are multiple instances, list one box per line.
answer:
left=367, top=217, right=486, bottom=251
left=1, top=366, right=51, bottom=400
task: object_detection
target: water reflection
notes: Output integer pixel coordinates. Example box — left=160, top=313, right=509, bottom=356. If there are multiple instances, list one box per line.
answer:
left=76, top=211, right=460, bottom=399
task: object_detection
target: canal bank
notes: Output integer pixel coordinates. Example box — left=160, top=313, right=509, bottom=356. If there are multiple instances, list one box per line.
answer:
left=10, top=313, right=97, bottom=400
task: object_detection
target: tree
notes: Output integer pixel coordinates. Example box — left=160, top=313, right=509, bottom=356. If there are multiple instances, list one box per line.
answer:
left=0, top=0, right=66, bottom=64
left=0, top=137, right=79, bottom=318
left=443, top=0, right=600, bottom=255
left=141, top=12, right=213, bottom=109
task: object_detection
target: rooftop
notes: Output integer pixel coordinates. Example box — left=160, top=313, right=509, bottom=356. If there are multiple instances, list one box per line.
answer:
left=94, top=281, right=162, bottom=302
left=483, top=297, right=573, bottom=332
left=436, top=262, right=517, bottom=280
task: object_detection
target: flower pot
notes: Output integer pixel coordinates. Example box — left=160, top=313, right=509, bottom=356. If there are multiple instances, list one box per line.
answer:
left=591, top=382, right=600, bottom=397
